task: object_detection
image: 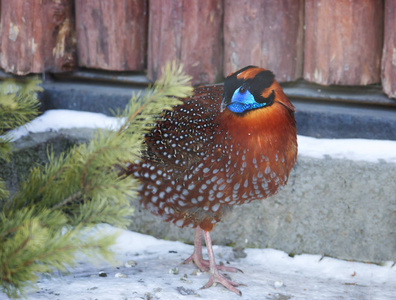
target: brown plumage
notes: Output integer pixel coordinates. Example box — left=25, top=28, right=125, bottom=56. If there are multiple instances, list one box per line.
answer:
left=127, top=66, right=297, bottom=295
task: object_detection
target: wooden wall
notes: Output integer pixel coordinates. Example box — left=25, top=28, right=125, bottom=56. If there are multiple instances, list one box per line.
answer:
left=0, top=0, right=395, bottom=99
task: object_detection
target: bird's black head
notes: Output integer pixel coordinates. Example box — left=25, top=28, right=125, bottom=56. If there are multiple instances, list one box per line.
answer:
left=221, top=66, right=276, bottom=114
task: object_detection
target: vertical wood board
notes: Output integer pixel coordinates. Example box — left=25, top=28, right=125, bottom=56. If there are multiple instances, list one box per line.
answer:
left=381, top=0, right=396, bottom=99
left=0, top=0, right=76, bottom=75
left=148, top=0, right=223, bottom=85
left=223, top=0, right=304, bottom=82
left=304, top=0, right=383, bottom=86
left=75, top=0, right=148, bottom=71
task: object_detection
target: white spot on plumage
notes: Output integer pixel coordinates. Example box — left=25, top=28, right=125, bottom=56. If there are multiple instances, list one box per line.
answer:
left=244, top=179, right=249, bottom=188
left=212, top=203, right=220, bottom=212
left=265, top=166, right=271, bottom=174
left=218, top=184, right=226, bottom=191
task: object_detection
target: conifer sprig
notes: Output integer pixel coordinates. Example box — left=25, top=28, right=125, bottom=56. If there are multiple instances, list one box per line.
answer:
left=0, top=62, right=193, bottom=298
left=0, top=78, right=42, bottom=209
left=0, top=78, right=42, bottom=134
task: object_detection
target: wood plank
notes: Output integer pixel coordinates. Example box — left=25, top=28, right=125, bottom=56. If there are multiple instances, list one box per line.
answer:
left=75, top=0, right=147, bottom=71
left=0, top=0, right=76, bottom=75
left=223, top=0, right=304, bottom=82
left=304, top=0, right=383, bottom=86
left=147, top=0, right=223, bottom=85
left=381, top=0, right=396, bottom=99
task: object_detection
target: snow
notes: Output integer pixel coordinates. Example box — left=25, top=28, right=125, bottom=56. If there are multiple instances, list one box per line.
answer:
left=5, top=109, right=396, bottom=163
left=1, top=109, right=395, bottom=299
left=1, top=224, right=394, bottom=300
left=6, top=110, right=121, bottom=141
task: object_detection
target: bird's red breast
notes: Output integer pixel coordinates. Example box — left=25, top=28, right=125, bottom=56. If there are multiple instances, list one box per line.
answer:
left=128, top=66, right=297, bottom=232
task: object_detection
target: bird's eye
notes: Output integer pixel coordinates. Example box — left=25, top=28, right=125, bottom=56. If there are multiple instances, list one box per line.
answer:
left=239, top=86, right=247, bottom=93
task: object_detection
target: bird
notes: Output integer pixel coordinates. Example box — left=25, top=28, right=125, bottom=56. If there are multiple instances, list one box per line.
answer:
left=126, top=65, right=297, bottom=295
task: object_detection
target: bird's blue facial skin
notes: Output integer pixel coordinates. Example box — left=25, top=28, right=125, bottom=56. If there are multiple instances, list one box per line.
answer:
left=227, top=86, right=267, bottom=114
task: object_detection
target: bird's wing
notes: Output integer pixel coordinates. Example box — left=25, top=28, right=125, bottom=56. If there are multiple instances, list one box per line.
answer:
left=143, top=85, right=223, bottom=174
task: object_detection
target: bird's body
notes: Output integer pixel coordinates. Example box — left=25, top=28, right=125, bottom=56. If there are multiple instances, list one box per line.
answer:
left=127, top=66, right=297, bottom=295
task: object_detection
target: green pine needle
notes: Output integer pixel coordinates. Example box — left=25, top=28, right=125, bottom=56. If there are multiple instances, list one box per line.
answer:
left=0, top=62, right=193, bottom=298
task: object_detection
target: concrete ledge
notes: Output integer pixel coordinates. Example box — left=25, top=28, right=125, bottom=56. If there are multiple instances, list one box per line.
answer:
left=2, top=129, right=395, bottom=263
left=129, top=156, right=396, bottom=264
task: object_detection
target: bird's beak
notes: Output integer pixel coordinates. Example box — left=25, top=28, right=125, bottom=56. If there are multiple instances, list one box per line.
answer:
left=220, top=96, right=229, bottom=112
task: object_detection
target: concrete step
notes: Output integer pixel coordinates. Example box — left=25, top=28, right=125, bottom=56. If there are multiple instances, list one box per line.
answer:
left=2, top=111, right=395, bottom=263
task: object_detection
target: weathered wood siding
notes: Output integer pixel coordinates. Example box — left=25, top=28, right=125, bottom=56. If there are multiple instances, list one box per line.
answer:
left=75, top=0, right=147, bottom=71
left=0, top=0, right=394, bottom=99
left=304, top=0, right=383, bottom=86
left=0, top=0, right=76, bottom=75
left=223, top=0, right=304, bottom=82
left=147, top=0, right=223, bottom=85
left=381, top=0, right=396, bottom=99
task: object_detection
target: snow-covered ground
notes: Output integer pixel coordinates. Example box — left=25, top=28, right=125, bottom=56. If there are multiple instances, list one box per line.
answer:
left=1, top=109, right=395, bottom=299
left=1, top=224, right=393, bottom=300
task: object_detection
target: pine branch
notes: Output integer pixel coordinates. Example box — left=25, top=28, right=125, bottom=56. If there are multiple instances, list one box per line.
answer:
left=1, top=62, right=193, bottom=298
left=0, top=78, right=41, bottom=134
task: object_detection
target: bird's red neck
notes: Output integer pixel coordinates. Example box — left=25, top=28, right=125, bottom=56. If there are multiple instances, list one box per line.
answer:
left=219, top=88, right=296, bottom=158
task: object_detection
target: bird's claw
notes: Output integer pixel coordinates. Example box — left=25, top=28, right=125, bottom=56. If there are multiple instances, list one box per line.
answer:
left=183, top=254, right=209, bottom=272
left=184, top=255, right=242, bottom=274
left=216, top=264, right=242, bottom=273
left=201, top=272, right=242, bottom=296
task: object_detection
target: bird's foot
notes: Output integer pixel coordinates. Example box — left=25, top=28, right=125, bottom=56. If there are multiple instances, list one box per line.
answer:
left=183, top=252, right=209, bottom=272
left=201, top=269, right=242, bottom=296
left=184, top=253, right=242, bottom=273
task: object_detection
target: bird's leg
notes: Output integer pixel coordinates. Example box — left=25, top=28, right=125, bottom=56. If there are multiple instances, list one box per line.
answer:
left=201, top=230, right=242, bottom=296
left=183, top=226, right=242, bottom=274
left=183, top=226, right=209, bottom=272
